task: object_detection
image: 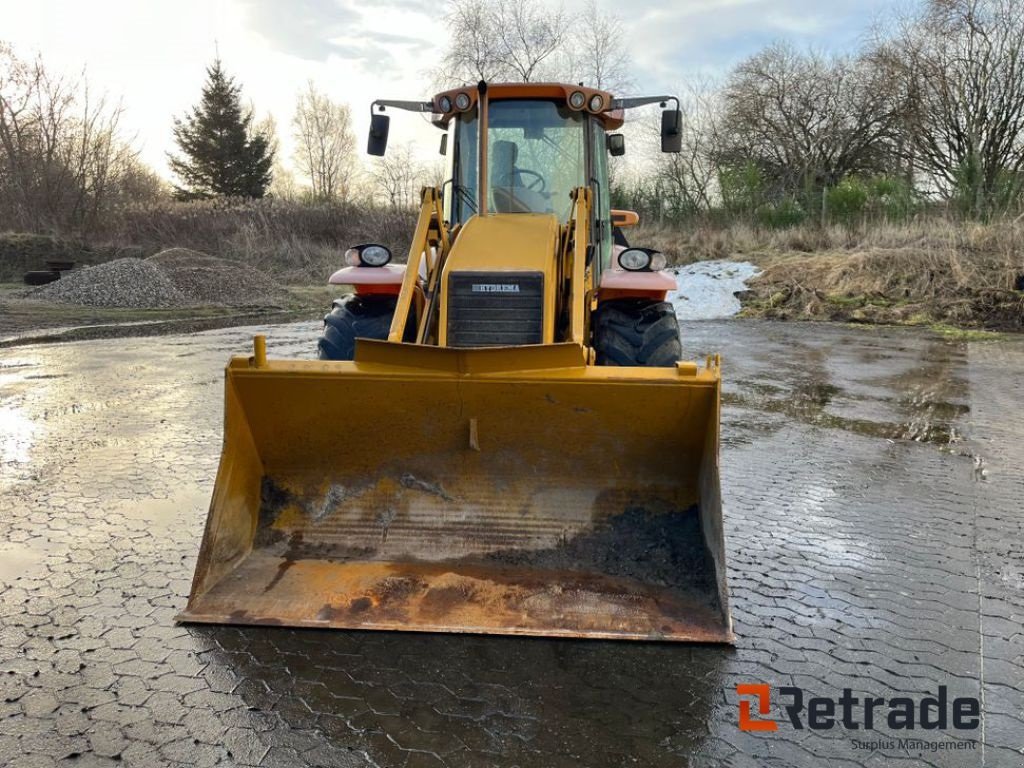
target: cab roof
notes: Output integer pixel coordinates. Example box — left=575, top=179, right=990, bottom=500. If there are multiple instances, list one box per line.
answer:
left=432, top=82, right=624, bottom=130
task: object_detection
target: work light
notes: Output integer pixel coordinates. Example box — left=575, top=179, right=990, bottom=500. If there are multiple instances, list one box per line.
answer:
left=359, top=245, right=392, bottom=266
left=569, top=90, right=586, bottom=109
left=345, top=244, right=392, bottom=267
left=618, top=248, right=666, bottom=272
left=588, top=94, right=604, bottom=112
left=454, top=92, right=471, bottom=110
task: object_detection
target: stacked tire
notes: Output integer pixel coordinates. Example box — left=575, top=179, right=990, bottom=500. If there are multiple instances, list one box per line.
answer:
left=23, top=270, right=61, bottom=286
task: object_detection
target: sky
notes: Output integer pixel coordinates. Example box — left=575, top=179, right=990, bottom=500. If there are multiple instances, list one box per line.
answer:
left=1, top=0, right=897, bottom=182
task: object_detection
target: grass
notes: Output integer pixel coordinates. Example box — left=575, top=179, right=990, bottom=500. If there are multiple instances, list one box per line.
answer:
left=636, top=218, right=1024, bottom=331
left=927, top=323, right=1006, bottom=341
left=283, top=284, right=349, bottom=311
left=6, top=207, right=1023, bottom=336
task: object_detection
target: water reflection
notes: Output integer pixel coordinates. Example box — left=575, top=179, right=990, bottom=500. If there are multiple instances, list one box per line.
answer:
left=197, top=626, right=732, bottom=766
left=0, top=405, right=36, bottom=465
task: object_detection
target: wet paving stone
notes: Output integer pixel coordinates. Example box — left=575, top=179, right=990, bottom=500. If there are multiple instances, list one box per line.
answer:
left=1, top=320, right=1022, bottom=766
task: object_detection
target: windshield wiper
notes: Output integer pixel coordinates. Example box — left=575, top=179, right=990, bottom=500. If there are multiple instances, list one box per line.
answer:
left=454, top=183, right=477, bottom=213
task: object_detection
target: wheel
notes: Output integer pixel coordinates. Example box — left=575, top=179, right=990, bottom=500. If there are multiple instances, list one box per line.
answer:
left=317, top=294, right=415, bottom=360
left=592, top=299, right=682, bottom=367
left=24, top=270, right=60, bottom=286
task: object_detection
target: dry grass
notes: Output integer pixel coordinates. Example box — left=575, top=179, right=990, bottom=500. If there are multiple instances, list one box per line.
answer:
left=3, top=201, right=419, bottom=288
left=7, top=206, right=1023, bottom=330
left=2, top=200, right=418, bottom=285
left=104, top=199, right=418, bottom=284
left=635, top=218, right=1024, bottom=330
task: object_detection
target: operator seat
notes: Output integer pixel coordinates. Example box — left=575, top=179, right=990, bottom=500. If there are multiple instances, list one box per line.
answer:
left=492, top=140, right=521, bottom=188
left=491, top=140, right=548, bottom=213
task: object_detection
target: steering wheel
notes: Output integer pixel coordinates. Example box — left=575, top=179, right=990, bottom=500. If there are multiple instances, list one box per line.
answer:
left=517, top=169, right=546, bottom=192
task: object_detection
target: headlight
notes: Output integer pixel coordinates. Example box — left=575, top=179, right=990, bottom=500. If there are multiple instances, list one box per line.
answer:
left=359, top=244, right=392, bottom=266
left=617, top=248, right=666, bottom=271
left=588, top=94, right=604, bottom=112
left=345, top=244, right=392, bottom=267
left=569, top=90, right=586, bottom=109
left=438, top=95, right=452, bottom=112
left=454, top=92, right=471, bottom=110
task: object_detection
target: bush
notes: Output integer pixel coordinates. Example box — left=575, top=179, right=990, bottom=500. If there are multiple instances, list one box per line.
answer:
left=757, top=199, right=807, bottom=229
left=719, top=162, right=765, bottom=217
left=827, top=179, right=869, bottom=225
left=867, top=176, right=919, bottom=222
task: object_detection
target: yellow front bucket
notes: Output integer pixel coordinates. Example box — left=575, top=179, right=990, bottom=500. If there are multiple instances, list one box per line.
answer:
left=178, top=340, right=733, bottom=643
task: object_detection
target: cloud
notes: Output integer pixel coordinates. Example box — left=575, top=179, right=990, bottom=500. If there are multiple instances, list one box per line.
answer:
left=614, top=0, right=892, bottom=88
left=238, top=0, right=435, bottom=66
left=239, top=0, right=361, bottom=60
left=2, top=0, right=895, bottom=181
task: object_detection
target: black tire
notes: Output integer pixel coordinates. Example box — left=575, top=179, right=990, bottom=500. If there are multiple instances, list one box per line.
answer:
left=24, top=270, right=61, bottom=286
left=317, top=294, right=412, bottom=360
left=592, top=299, right=682, bottom=367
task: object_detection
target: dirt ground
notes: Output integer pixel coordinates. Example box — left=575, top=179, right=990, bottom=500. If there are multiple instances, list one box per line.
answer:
left=1, top=320, right=1022, bottom=767
left=0, top=284, right=337, bottom=346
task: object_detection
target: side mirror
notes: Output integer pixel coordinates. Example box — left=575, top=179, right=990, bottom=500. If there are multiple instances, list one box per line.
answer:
left=607, top=133, right=625, bottom=157
left=439, top=133, right=448, bottom=156
left=661, top=108, right=682, bottom=153
left=368, top=113, right=390, bottom=156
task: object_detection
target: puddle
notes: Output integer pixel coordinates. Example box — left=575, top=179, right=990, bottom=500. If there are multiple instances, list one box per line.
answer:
left=106, top=487, right=212, bottom=531
left=0, top=543, right=56, bottom=583
left=0, top=405, right=38, bottom=464
left=669, top=261, right=760, bottom=320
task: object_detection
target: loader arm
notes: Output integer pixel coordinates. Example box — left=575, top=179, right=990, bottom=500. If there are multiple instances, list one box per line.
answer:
left=388, top=187, right=449, bottom=343
left=568, top=187, right=592, bottom=347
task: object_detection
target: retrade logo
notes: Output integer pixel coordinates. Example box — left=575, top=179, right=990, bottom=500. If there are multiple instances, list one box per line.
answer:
left=736, top=684, right=980, bottom=732
left=737, top=684, right=778, bottom=732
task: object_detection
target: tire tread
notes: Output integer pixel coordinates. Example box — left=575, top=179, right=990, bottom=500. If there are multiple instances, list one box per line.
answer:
left=592, top=299, right=682, bottom=367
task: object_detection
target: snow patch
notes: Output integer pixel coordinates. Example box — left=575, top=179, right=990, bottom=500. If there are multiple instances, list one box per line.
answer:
left=668, top=260, right=761, bottom=320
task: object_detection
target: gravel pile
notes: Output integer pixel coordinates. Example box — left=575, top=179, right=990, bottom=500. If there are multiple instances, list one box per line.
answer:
left=147, top=248, right=284, bottom=307
left=29, top=258, right=187, bottom=308
left=27, top=249, right=285, bottom=309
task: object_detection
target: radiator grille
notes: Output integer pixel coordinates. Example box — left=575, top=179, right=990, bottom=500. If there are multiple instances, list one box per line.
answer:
left=447, top=271, right=544, bottom=347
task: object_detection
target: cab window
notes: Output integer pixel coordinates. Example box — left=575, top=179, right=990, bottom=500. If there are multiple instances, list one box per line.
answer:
left=487, top=100, right=584, bottom=221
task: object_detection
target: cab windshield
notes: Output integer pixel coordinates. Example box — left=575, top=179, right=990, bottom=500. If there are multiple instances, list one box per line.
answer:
left=453, top=100, right=585, bottom=223
left=488, top=100, right=585, bottom=220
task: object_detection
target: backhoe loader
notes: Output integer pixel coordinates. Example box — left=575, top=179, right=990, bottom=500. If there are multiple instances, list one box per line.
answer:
left=179, top=82, right=732, bottom=642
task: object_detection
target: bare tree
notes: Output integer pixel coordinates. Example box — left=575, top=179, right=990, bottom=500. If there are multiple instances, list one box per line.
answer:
left=441, top=0, right=503, bottom=83
left=438, top=0, right=568, bottom=85
left=255, top=113, right=299, bottom=200
left=292, top=82, right=357, bottom=202
left=372, top=143, right=423, bottom=210
left=568, top=0, right=632, bottom=93
left=878, top=0, right=1024, bottom=214
left=654, top=79, right=722, bottom=215
left=718, top=43, right=902, bottom=206
left=0, top=42, right=153, bottom=234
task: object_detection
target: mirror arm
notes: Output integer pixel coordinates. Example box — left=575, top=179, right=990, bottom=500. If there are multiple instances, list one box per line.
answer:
left=610, top=95, right=679, bottom=111
left=371, top=99, right=435, bottom=115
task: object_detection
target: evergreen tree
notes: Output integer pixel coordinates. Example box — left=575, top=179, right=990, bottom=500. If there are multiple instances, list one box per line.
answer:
left=169, top=60, right=273, bottom=200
